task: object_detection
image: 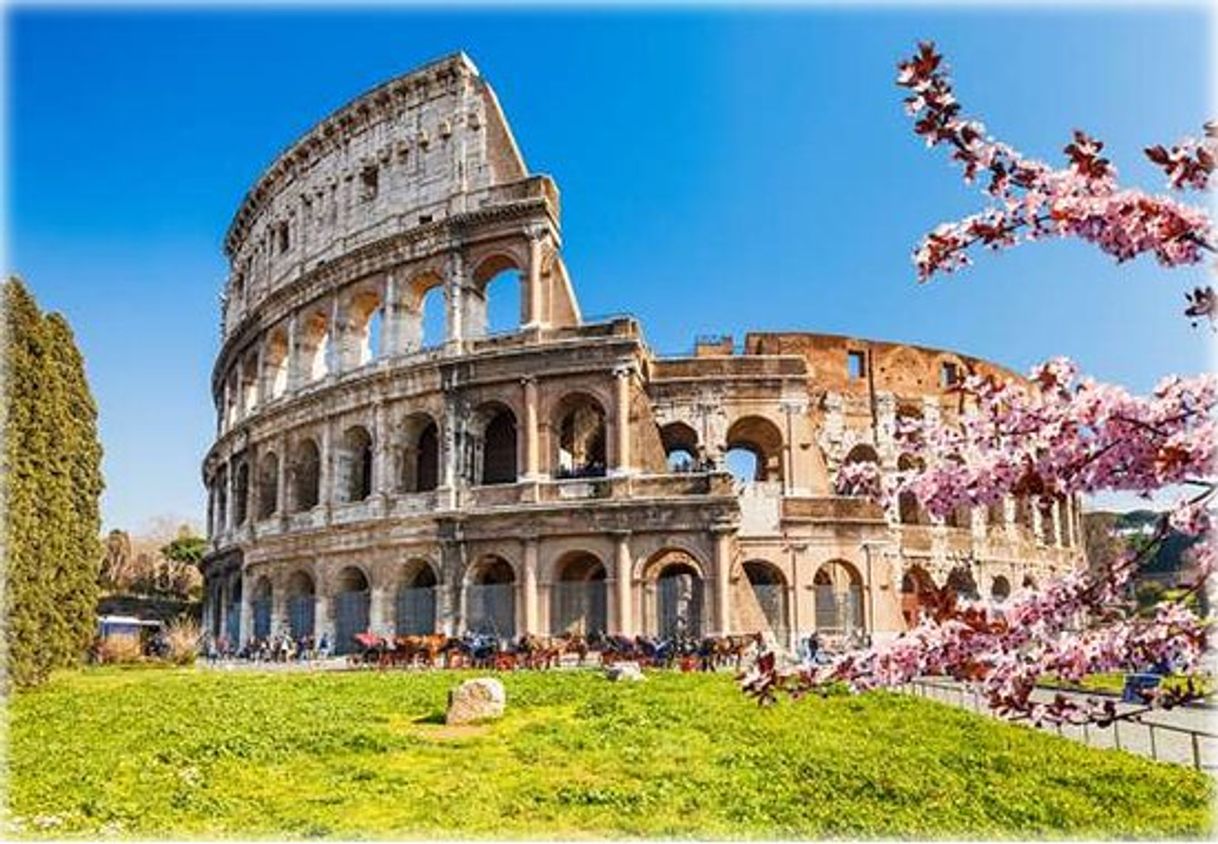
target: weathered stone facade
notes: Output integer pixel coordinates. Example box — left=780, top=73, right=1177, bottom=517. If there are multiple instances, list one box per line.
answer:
left=200, top=53, right=1084, bottom=654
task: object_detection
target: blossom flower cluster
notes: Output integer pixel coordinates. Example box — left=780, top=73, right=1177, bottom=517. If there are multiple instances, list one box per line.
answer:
left=898, top=42, right=1214, bottom=322
left=763, top=356, right=1216, bottom=723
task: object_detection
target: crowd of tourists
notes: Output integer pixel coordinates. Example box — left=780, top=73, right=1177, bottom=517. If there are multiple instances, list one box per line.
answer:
left=201, top=631, right=333, bottom=664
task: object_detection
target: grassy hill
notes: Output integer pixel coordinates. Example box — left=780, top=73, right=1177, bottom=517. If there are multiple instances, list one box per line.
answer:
left=6, top=667, right=1212, bottom=839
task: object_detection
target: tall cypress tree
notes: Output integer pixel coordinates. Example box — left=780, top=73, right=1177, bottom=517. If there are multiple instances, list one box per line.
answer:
left=2, top=278, right=104, bottom=687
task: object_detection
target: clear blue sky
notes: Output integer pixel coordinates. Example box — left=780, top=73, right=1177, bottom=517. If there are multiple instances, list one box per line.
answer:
left=7, top=6, right=1213, bottom=531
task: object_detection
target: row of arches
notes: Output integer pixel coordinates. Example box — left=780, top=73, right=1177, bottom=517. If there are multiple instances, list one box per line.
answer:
left=222, top=257, right=532, bottom=430
left=210, top=394, right=613, bottom=531
left=658, top=416, right=785, bottom=483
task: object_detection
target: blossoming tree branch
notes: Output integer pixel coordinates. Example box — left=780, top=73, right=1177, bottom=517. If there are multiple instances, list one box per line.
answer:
left=741, top=42, right=1216, bottom=725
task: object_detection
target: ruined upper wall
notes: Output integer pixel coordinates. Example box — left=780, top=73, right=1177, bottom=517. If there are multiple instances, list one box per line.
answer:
left=220, top=53, right=530, bottom=334
left=742, top=332, right=1027, bottom=397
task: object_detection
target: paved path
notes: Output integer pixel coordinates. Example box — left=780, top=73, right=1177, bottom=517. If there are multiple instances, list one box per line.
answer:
left=905, top=678, right=1217, bottom=770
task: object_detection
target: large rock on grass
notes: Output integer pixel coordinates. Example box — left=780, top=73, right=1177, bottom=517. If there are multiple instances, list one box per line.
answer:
left=446, top=677, right=506, bottom=725
left=605, top=661, right=645, bottom=682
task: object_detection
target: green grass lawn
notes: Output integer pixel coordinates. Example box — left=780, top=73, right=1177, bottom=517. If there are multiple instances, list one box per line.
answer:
left=1039, top=672, right=1213, bottom=698
left=6, top=666, right=1212, bottom=839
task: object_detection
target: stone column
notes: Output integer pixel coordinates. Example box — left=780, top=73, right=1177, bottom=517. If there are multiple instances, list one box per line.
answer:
left=369, top=584, right=386, bottom=635
left=218, top=580, right=229, bottom=645
left=286, top=312, right=300, bottom=391
left=320, top=420, right=334, bottom=514
left=1052, top=500, right=1063, bottom=547
left=315, top=593, right=333, bottom=644
left=614, top=531, right=633, bottom=635
left=276, top=432, right=289, bottom=518
left=254, top=342, right=266, bottom=408
left=445, top=251, right=465, bottom=350
left=270, top=586, right=287, bottom=638
left=524, top=227, right=545, bottom=329
left=521, top=376, right=540, bottom=479
left=612, top=363, right=634, bottom=476
left=523, top=537, right=539, bottom=634
left=239, top=573, right=253, bottom=646
left=713, top=526, right=734, bottom=635
left=373, top=400, right=391, bottom=499
left=381, top=272, right=399, bottom=357
left=326, top=295, right=343, bottom=376
left=223, top=461, right=235, bottom=534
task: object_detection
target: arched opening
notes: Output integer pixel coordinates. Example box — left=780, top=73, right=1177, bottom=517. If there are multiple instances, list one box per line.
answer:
left=655, top=561, right=704, bottom=638
left=945, top=565, right=980, bottom=602
left=395, top=559, right=438, bottom=635
left=336, top=425, right=374, bottom=503
left=900, top=566, right=936, bottom=628
left=725, top=416, right=783, bottom=484
left=420, top=285, right=446, bottom=350
left=466, top=556, right=516, bottom=640
left=991, top=575, right=1011, bottom=603
left=299, top=310, right=330, bottom=382
left=551, top=552, right=608, bottom=636
left=660, top=421, right=700, bottom=473
left=743, top=561, right=789, bottom=643
left=240, top=355, right=259, bottom=415
left=398, top=414, right=440, bottom=493
left=285, top=570, right=316, bottom=639
left=252, top=576, right=272, bottom=640
left=813, top=560, right=864, bottom=634
left=554, top=393, right=606, bottom=479
left=257, top=452, right=279, bottom=520
left=332, top=566, right=370, bottom=656
left=1022, top=574, right=1038, bottom=590
left=233, top=459, right=250, bottom=526
left=346, top=289, right=383, bottom=367
left=475, top=404, right=517, bottom=485
left=214, top=466, right=228, bottom=532
left=291, top=438, right=321, bottom=512
left=264, top=328, right=289, bottom=399
left=896, top=454, right=925, bottom=525
left=473, top=254, right=524, bottom=337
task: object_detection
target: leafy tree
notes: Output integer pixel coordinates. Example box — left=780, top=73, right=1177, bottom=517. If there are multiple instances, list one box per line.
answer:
left=2, top=278, right=104, bottom=687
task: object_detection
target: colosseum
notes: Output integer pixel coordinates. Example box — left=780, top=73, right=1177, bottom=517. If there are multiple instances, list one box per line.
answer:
left=200, top=53, right=1085, bottom=655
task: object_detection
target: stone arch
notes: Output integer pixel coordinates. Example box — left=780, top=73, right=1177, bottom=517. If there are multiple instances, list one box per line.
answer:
left=332, top=564, right=371, bottom=655
left=404, top=268, right=447, bottom=351
left=290, top=437, right=321, bottom=512
left=742, top=560, right=789, bottom=642
left=470, top=401, right=518, bottom=486
left=896, top=453, right=925, bottom=525
left=336, top=424, right=374, bottom=503
left=945, top=565, right=980, bottom=602
left=660, top=421, right=700, bottom=472
left=284, top=568, right=316, bottom=639
left=233, top=458, right=250, bottom=526
left=638, top=546, right=708, bottom=583
left=465, top=554, right=517, bottom=639
left=550, top=550, right=608, bottom=636
left=264, top=327, right=290, bottom=399
left=299, top=308, right=330, bottom=382
left=813, top=559, right=864, bottom=633
left=345, top=286, right=384, bottom=367
left=724, top=415, right=784, bottom=483
left=900, top=565, right=936, bottom=628
left=1022, top=574, right=1038, bottom=590
left=553, top=392, right=607, bottom=479
left=648, top=551, right=705, bottom=638
left=257, top=451, right=279, bottom=520
left=395, top=558, right=439, bottom=635
left=844, top=443, right=880, bottom=465
left=251, top=575, right=273, bottom=640
left=398, top=412, right=440, bottom=493
left=991, top=575, right=1012, bottom=603
left=469, top=252, right=525, bottom=338
left=239, top=354, right=259, bottom=414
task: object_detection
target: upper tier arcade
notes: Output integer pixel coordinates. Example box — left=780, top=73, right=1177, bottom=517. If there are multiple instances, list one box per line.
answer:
left=219, top=52, right=566, bottom=342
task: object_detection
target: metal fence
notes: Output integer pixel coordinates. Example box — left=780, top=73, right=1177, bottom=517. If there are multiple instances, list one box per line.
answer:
left=466, top=582, right=516, bottom=641
left=750, top=582, right=789, bottom=643
left=287, top=595, right=315, bottom=639
left=333, top=590, right=370, bottom=655
left=656, top=574, right=705, bottom=638
left=814, top=585, right=863, bottom=633
left=252, top=598, right=272, bottom=640
left=901, top=678, right=1218, bottom=771
left=551, top=581, right=608, bottom=636
left=225, top=601, right=240, bottom=646
left=395, top=586, right=437, bottom=635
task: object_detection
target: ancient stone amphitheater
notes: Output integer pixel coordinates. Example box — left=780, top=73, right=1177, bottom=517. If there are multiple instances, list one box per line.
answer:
left=201, top=53, right=1084, bottom=655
